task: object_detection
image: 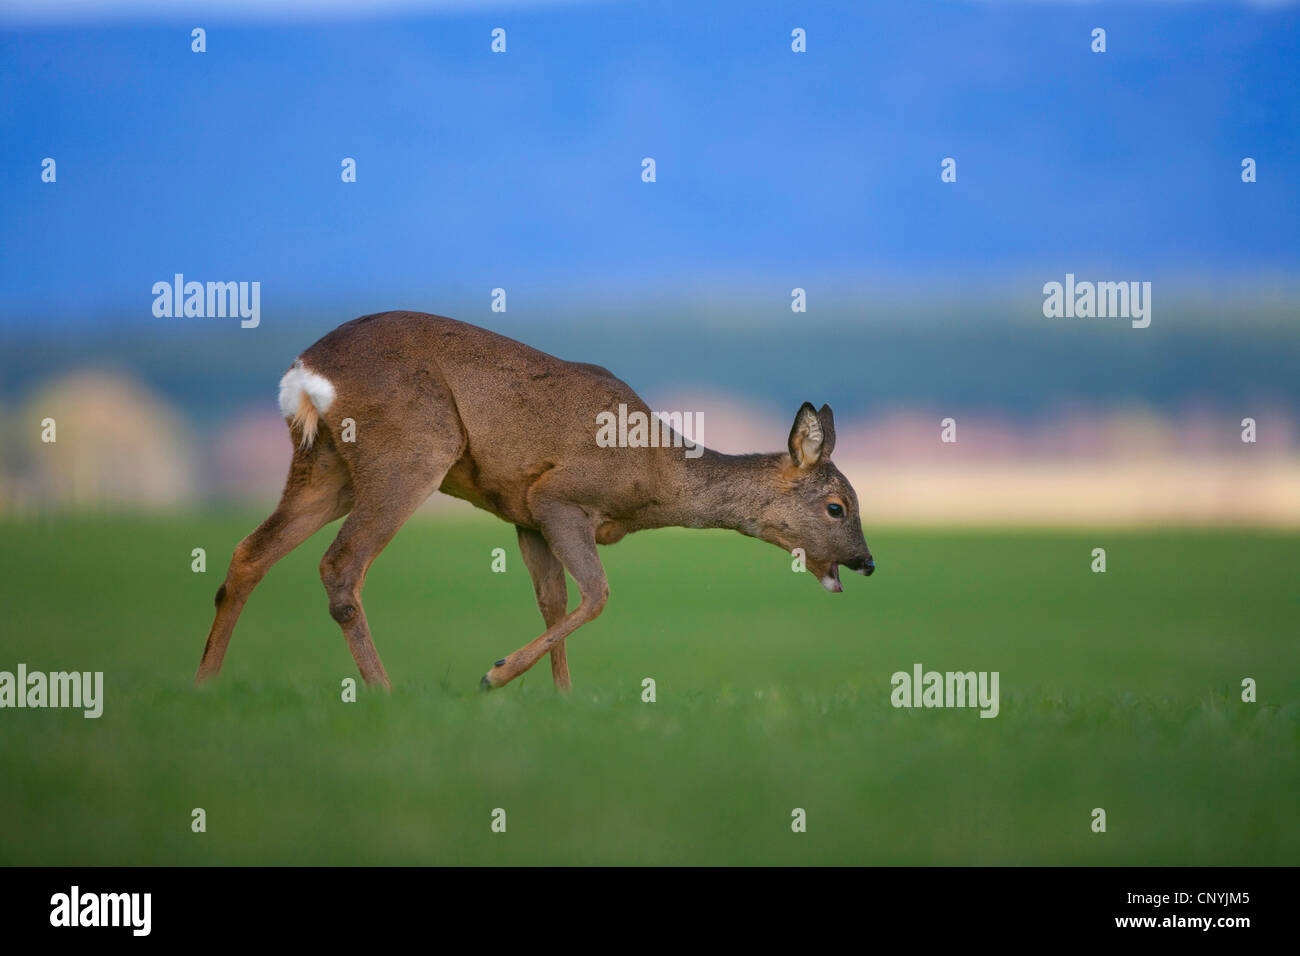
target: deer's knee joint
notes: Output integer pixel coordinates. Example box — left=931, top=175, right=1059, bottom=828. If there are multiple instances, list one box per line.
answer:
left=582, top=581, right=609, bottom=619
left=214, top=583, right=227, bottom=607
left=320, top=558, right=359, bottom=623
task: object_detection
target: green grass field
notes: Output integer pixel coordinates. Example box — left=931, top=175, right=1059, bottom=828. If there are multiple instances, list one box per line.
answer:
left=0, top=513, right=1296, bottom=865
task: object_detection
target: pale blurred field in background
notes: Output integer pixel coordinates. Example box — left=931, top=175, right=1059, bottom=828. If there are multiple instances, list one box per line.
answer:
left=3, top=365, right=1296, bottom=526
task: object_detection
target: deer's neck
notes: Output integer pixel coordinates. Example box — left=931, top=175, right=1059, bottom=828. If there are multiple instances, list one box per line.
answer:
left=635, top=448, right=783, bottom=537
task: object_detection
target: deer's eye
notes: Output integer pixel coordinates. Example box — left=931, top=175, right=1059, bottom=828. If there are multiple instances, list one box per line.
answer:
left=826, top=502, right=844, bottom=518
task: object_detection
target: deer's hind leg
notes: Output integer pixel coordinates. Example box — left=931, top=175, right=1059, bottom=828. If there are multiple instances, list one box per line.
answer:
left=319, top=399, right=466, bottom=690
left=516, top=525, right=572, bottom=691
left=196, top=434, right=353, bottom=684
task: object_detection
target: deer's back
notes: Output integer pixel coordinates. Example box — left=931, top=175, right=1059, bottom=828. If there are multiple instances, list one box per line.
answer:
left=299, top=311, right=663, bottom=526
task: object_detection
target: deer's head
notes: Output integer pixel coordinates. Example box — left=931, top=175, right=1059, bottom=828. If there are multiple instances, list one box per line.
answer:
left=759, top=402, right=874, bottom=592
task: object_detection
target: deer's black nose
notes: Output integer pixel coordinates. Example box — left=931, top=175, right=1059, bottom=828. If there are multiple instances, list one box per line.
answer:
left=847, top=555, right=875, bottom=576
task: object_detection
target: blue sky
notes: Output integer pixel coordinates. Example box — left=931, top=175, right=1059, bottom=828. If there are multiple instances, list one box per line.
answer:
left=1, top=0, right=1297, bottom=327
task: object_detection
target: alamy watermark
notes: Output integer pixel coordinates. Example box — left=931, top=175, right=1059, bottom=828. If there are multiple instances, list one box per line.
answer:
left=0, top=664, right=103, bottom=718
left=1042, top=273, right=1151, bottom=328
left=596, top=403, right=704, bottom=458
left=891, top=663, right=999, bottom=718
left=152, top=273, right=260, bottom=328
left=50, top=886, right=150, bottom=936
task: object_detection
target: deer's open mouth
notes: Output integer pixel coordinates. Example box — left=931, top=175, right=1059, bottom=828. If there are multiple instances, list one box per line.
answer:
left=820, top=563, right=843, bottom=593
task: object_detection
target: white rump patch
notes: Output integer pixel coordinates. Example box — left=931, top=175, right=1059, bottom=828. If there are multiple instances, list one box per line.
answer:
left=278, top=359, right=336, bottom=418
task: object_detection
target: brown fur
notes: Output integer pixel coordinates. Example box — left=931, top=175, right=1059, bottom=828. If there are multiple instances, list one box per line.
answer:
left=195, top=311, right=874, bottom=692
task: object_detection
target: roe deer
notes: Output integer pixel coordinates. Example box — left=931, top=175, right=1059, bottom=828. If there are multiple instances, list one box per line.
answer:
left=195, top=311, right=875, bottom=692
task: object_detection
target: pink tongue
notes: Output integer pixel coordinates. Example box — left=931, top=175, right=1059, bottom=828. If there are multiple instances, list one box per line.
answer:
left=822, top=564, right=843, bottom=592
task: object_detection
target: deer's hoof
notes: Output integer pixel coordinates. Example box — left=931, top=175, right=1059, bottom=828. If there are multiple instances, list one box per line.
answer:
left=479, top=674, right=494, bottom=692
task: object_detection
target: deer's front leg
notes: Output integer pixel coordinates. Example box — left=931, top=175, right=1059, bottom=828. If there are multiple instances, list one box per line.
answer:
left=481, top=507, right=607, bottom=691
left=516, top=525, right=572, bottom=690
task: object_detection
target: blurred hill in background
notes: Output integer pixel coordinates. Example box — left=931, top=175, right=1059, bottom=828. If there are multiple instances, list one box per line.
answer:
left=2, top=303, right=1297, bottom=524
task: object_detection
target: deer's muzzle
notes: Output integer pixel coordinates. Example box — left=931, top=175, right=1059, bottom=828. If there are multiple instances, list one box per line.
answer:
left=845, top=554, right=876, bottom=576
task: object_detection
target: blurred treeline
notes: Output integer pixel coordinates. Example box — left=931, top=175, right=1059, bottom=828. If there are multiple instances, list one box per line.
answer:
left=1, top=303, right=1297, bottom=519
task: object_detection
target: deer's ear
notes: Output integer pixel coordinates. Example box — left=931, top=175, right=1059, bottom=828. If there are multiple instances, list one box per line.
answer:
left=788, top=402, right=826, bottom=469
left=816, top=404, right=836, bottom=460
